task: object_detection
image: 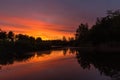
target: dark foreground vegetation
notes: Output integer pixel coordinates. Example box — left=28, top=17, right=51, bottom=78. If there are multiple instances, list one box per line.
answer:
left=75, top=10, right=120, bottom=47
left=0, top=30, right=69, bottom=54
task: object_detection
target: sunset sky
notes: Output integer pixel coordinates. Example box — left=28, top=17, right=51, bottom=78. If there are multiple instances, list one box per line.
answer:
left=0, top=0, right=120, bottom=40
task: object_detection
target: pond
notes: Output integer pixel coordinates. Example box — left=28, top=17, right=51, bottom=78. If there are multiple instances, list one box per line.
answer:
left=0, top=48, right=119, bottom=80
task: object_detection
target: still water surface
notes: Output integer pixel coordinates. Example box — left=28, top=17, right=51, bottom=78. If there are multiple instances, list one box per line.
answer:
left=0, top=48, right=119, bottom=80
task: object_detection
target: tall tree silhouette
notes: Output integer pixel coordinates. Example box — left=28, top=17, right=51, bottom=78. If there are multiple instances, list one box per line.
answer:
left=75, top=10, right=120, bottom=46
left=0, top=30, right=7, bottom=40
left=75, top=23, right=89, bottom=44
left=89, top=10, right=120, bottom=45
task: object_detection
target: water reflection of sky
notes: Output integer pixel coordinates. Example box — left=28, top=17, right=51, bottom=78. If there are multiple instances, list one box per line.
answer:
left=0, top=49, right=111, bottom=80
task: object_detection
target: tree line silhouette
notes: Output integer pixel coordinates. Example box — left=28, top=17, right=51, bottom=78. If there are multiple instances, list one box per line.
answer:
left=0, top=30, right=42, bottom=53
left=75, top=10, right=120, bottom=47
left=0, top=30, right=69, bottom=53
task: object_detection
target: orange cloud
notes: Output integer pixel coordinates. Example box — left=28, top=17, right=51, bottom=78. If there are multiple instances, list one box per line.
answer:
left=0, top=16, right=74, bottom=40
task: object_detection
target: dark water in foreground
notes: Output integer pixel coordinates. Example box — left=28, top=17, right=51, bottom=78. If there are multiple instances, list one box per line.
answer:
left=0, top=48, right=120, bottom=80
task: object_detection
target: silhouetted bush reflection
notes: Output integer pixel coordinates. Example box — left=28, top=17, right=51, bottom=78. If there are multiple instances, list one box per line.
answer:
left=0, top=52, right=34, bottom=66
left=0, top=48, right=69, bottom=67
left=75, top=49, right=120, bottom=80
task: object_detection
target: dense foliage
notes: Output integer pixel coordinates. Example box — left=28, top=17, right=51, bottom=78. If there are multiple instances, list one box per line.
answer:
left=75, top=10, right=120, bottom=46
left=0, top=30, right=67, bottom=53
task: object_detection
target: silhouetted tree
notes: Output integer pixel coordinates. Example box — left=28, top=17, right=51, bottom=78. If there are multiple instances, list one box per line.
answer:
left=15, top=34, right=36, bottom=51
left=15, top=34, right=29, bottom=41
left=75, top=23, right=89, bottom=45
left=0, top=30, right=7, bottom=40
left=35, top=37, right=42, bottom=50
left=8, top=31, right=14, bottom=42
left=62, top=36, right=67, bottom=41
left=68, top=37, right=75, bottom=46
left=75, top=23, right=89, bottom=40
left=75, top=10, right=120, bottom=46
left=89, top=10, right=120, bottom=45
left=36, top=37, right=42, bottom=43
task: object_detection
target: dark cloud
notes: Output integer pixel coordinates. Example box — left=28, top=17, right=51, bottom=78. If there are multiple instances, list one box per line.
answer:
left=0, top=0, right=120, bottom=25
left=0, top=21, right=30, bottom=29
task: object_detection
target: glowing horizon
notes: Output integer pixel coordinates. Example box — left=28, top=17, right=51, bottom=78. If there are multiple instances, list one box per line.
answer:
left=0, top=16, right=74, bottom=40
left=0, top=0, right=120, bottom=40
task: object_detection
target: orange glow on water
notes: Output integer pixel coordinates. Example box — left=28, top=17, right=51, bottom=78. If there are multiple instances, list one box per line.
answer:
left=28, top=51, right=67, bottom=62
left=0, top=49, right=77, bottom=80
left=1, top=49, right=76, bottom=71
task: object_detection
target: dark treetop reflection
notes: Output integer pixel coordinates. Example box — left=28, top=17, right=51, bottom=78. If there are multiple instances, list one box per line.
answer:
left=0, top=48, right=120, bottom=80
left=76, top=48, right=120, bottom=80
